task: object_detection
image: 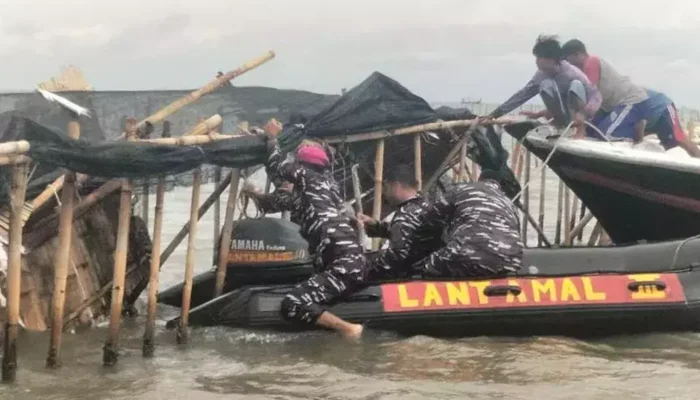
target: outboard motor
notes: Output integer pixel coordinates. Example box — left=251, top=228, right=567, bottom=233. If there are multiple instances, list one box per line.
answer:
left=158, top=217, right=314, bottom=309
left=224, top=217, right=312, bottom=268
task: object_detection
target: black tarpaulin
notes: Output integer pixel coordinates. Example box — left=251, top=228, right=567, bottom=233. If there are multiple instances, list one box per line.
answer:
left=305, top=72, right=440, bottom=137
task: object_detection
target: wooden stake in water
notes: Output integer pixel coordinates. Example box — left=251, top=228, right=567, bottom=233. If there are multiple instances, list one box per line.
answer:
left=213, top=167, right=222, bottom=249
left=177, top=168, right=202, bottom=344
left=214, top=169, right=241, bottom=297
left=46, top=115, right=81, bottom=369
left=555, top=180, right=564, bottom=245
left=372, top=139, right=385, bottom=250
left=141, top=180, right=150, bottom=227
left=142, top=174, right=165, bottom=357
left=563, top=187, right=572, bottom=245
left=103, top=120, right=136, bottom=367
left=569, top=196, right=579, bottom=243
left=537, top=166, right=546, bottom=247
left=1, top=162, right=28, bottom=383
left=521, top=150, right=531, bottom=246
left=414, top=133, right=423, bottom=191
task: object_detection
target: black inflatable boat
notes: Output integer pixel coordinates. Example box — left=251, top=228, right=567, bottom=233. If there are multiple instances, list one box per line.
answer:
left=162, top=217, right=700, bottom=338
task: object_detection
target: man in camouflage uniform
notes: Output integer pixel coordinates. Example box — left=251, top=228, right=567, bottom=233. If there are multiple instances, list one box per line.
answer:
left=413, top=170, right=523, bottom=278
left=265, top=138, right=367, bottom=340
left=356, top=165, right=443, bottom=280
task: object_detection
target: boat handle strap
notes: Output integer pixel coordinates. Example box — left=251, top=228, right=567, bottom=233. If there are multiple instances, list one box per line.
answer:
left=627, top=280, right=667, bottom=292
left=484, top=285, right=522, bottom=297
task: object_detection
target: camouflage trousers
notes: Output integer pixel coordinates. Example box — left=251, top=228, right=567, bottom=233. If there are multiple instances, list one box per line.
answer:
left=413, top=240, right=521, bottom=278
left=281, top=251, right=367, bottom=324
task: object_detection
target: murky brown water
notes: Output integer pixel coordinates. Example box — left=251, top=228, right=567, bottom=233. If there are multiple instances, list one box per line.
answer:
left=2, top=167, right=700, bottom=399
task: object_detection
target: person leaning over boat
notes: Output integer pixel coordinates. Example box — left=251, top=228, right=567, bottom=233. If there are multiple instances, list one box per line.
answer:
left=562, top=39, right=700, bottom=158
left=264, top=137, right=368, bottom=340
left=411, top=170, right=523, bottom=278
left=354, top=164, right=443, bottom=280
left=486, top=35, right=602, bottom=137
left=561, top=40, right=650, bottom=141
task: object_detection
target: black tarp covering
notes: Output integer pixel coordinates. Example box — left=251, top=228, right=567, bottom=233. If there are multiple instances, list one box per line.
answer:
left=18, top=117, right=270, bottom=179
left=304, top=72, right=453, bottom=137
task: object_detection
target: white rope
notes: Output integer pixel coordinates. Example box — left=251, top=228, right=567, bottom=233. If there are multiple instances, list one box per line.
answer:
left=511, top=121, right=575, bottom=204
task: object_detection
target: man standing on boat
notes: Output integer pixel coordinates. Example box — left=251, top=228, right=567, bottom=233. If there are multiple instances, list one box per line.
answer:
left=561, top=39, right=700, bottom=158
left=487, top=35, right=602, bottom=136
left=411, top=170, right=523, bottom=278
left=354, top=164, right=443, bottom=280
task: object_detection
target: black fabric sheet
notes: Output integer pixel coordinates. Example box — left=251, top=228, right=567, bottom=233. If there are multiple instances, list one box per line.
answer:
left=304, top=72, right=449, bottom=137
left=22, top=119, right=270, bottom=179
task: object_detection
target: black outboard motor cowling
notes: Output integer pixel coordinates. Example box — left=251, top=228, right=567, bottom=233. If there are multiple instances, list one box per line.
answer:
left=225, top=217, right=312, bottom=267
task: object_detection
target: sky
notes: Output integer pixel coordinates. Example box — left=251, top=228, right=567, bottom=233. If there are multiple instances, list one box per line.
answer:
left=1, top=0, right=700, bottom=107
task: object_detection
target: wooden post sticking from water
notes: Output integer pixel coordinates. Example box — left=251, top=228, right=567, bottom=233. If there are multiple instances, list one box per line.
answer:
left=214, top=168, right=241, bottom=297
left=1, top=161, right=28, bottom=383
left=372, top=139, right=385, bottom=250
left=414, top=133, right=423, bottom=191
left=177, top=167, right=203, bottom=344
left=142, top=122, right=170, bottom=358
left=563, top=187, right=572, bottom=245
left=521, top=150, right=531, bottom=246
left=213, top=167, right=222, bottom=249
left=141, top=181, right=150, bottom=227
left=103, top=119, right=136, bottom=367
left=555, top=180, right=564, bottom=245
left=537, top=166, right=546, bottom=247
left=46, top=114, right=81, bottom=369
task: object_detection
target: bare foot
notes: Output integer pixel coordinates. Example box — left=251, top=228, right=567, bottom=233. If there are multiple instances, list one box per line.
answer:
left=343, top=323, right=364, bottom=342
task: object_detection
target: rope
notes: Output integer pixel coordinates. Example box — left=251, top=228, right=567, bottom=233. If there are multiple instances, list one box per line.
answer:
left=510, top=121, right=574, bottom=204
left=236, top=180, right=263, bottom=220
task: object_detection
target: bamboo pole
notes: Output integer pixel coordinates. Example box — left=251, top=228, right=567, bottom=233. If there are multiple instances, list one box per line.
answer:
left=141, top=180, right=149, bottom=227
left=103, top=120, right=137, bottom=367
left=176, top=167, right=202, bottom=344
left=555, top=180, right=564, bottom=245
left=142, top=122, right=171, bottom=358
left=537, top=165, right=546, bottom=247
left=372, top=139, right=385, bottom=250
left=457, top=143, right=467, bottom=183
left=1, top=162, right=28, bottom=383
left=577, top=204, right=586, bottom=242
left=569, top=196, right=579, bottom=242
left=521, top=150, right=531, bottom=246
left=161, top=171, right=234, bottom=268
left=213, top=167, right=222, bottom=251
left=0, top=155, right=31, bottom=166
left=350, top=164, right=366, bottom=245
left=324, top=117, right=529, bottom=144
left=414, top=133, right=423, bottom=191
left=142, top=175, right=164, bottom=358
left=0, top=141, right=30, bottom=156
left=588, top=221, right=603, bottom=246
left=423, top=123, right=481, bottom=195
left=46, top=115, right=81, bottom=369
left=214, top=169, right=241, bottom=297
left=127, top=51, right=275, bottom=135
left=563, top=187, right=572, bottom=246
left=568, top=212, right=594, bottom=245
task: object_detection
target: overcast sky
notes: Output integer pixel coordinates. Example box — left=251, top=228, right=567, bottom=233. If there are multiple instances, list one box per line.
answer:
left=2, top=0, right=700, bottom=108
